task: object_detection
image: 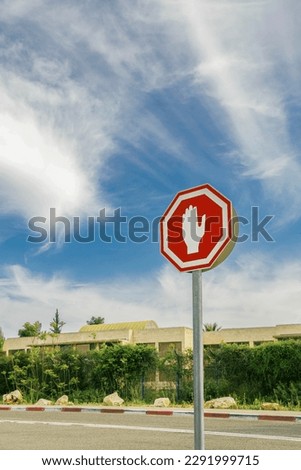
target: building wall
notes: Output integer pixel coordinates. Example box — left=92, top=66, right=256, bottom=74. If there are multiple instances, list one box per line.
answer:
left=203, top=323, right=301, bottom=347
left=134, top=327, right=193, bottom=353
left=2, top=329, right=133, bottom=355
left=2, top=322, right=301, bottom=355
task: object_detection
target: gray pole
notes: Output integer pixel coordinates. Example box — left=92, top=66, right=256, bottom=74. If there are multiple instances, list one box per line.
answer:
left=192, top=269, right=205, bottom=450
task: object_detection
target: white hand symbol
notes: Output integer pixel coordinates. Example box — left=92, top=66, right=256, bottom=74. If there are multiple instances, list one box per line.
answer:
left=182, top=205, right=206, bottom=254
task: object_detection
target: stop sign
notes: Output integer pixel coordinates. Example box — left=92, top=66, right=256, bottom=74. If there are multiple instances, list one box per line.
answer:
left=160, top=183, right=236, bottom=272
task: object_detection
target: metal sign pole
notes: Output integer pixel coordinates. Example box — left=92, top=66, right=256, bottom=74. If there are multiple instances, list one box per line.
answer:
left=160, top=184, right=235, bottom=449
left=192, top=269, right=205, bottom=450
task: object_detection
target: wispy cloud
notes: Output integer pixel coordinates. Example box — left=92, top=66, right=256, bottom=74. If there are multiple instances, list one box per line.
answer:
left=1, top=1, right=301, bottom=337
left=0, top=264, right=190, bottom=337
left=1, top=257, right=301, bottom=338
left=203, top=253, right=301, bottom=328
left=163, top=0, right=301, bottom=219
left=0, top=0, right=196, bottom=227
left=2, top=0, right=301, bottom=224
left=0, top=86, right=98, bottom=217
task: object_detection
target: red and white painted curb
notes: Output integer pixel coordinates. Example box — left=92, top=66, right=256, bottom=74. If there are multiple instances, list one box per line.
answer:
left=0, top=405, right=300, bottom=422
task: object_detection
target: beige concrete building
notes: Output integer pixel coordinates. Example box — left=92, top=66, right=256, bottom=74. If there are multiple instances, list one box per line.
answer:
left=203, top=323, right=301, bottom=347
left=2, top=320, right=301, bottom=356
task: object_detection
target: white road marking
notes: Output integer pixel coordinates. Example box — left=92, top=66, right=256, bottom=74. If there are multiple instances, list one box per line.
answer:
left=0, top=419, right=193, bottom=434
left=1, top=419, right=301, bottom=443
left=206, top=430, right=301, bottom=443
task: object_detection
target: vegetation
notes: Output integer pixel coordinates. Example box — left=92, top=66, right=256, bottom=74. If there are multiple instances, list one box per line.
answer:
left=204, top=340, right=301, bottom=407
left=49, top=309, right=66, bottom=334
left=0, top=327, right=4, bottom=350
left=86, top=316, right=105, bottom=325
left=18, top=321, right=42, bottom=337
left=1, top=340, right=301, bottom=408
left=159, top=348, right=193, bottom=403
left=0, top=344, right=158, bottom=404
left=203, top=323, right=221, bottom=331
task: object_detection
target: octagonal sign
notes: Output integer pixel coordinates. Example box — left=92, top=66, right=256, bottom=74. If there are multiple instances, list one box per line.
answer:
left=160, top=184, right=235, bottom=272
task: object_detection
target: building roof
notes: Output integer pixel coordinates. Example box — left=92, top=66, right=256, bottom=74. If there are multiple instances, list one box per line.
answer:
left=79, top=320, right=158, bottom=333
left=274, top=333, right=301, bottom=339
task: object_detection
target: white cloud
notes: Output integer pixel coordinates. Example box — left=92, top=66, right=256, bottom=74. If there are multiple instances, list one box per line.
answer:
left=0, top=94, right=95, bottom=219
left=0, top=0, right=197, bottom=230
left=1, top=0, right=301, bottom=339
left=1, top=258, right=301, bottom=339
left=161, top=0, right=301, bottom=220
left=203, top=254, right=301, bottom=328
left=2, top=0, right=301, bottom=220
left=0, top=55, right=117, bottom=225
left=0, top=264, right=189, bottom=338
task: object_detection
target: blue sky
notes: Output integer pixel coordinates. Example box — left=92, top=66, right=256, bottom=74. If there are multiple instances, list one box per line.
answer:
left=1, top=0, right=301, bottom=338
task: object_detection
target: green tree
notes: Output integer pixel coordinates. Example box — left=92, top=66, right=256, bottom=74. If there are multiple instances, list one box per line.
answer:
left=49, top=309, right=66, bottom=334
left=90, top=344, right=158, bottom=399
left=159, top=347, right=193, bottom=403
left=86, top=316, right=105, bottom=325
left=0, top=327, right=4, bottom=350
left=203, top=322, right=222, bottom=331
left=18, top=321, right=42, bottom=337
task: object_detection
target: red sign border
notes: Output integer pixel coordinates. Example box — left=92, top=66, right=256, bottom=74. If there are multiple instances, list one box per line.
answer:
left=160, top=183, right=233, bottom=272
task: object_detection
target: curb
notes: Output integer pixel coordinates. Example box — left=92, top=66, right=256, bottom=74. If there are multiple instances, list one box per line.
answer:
left=1, top=405, right=301, bottom=423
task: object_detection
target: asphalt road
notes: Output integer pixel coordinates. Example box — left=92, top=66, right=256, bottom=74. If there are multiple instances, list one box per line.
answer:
left=0, top=411, right=301, bottom=450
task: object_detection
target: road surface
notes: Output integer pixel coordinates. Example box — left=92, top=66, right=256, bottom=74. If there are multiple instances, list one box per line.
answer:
left=0, top=410, right=300, bottom=450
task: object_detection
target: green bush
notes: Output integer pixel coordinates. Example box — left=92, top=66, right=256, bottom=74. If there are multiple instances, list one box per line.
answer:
left=90, top=344, right=158, bottom=400
left=0, top=344, right=158, bottom=403
left=204, top=340, right=301, bottom=404
left=1, top=340, right=301, bottom=406
left=159, top=348, right=193, bottom=403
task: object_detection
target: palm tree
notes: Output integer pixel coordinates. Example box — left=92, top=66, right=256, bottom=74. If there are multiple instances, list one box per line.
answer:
left=203, top=322, right=221, bottom=332
left=86, top=316, right=105, bottom=325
